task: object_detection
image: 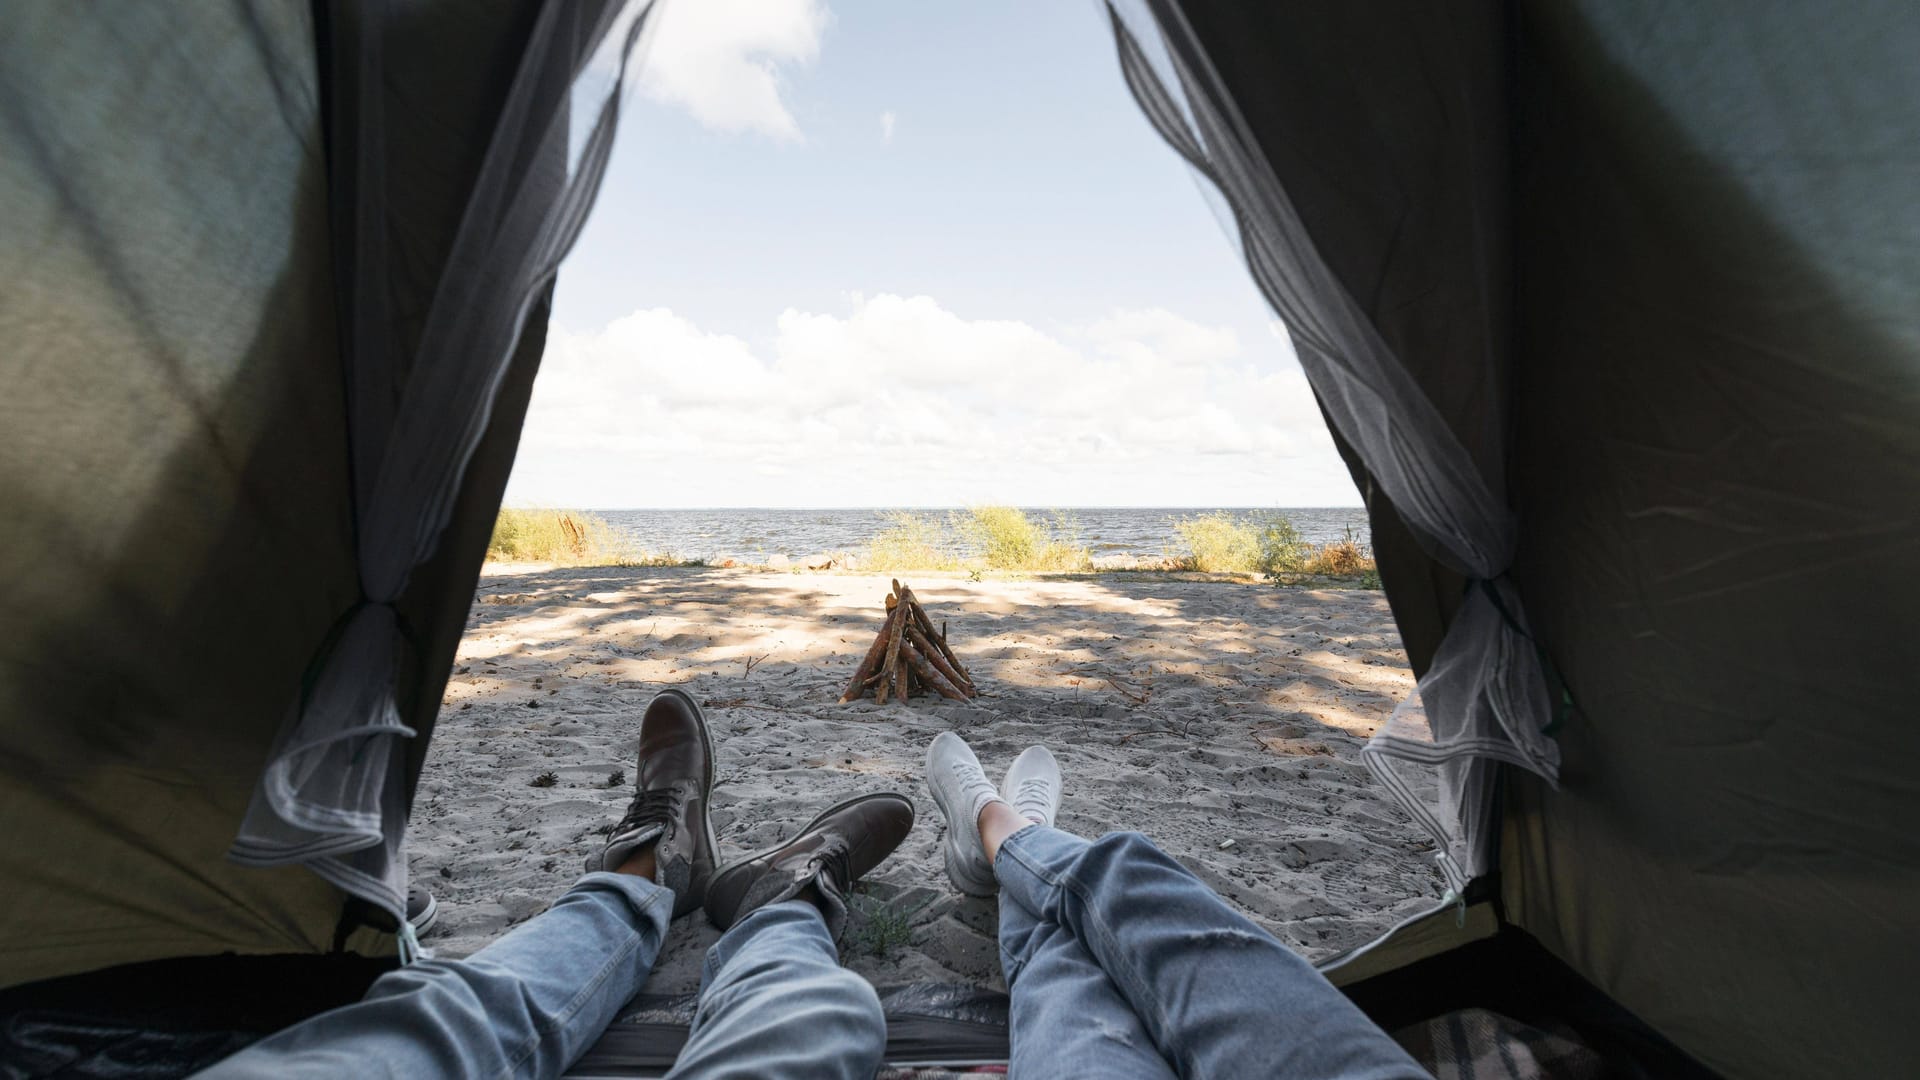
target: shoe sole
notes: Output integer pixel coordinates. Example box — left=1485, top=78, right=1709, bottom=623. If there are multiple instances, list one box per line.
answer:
left=407, top=894, right=439, bottom=937
left=927, top=746, right=1000, bottom=898
left=707, top=792, right=915, bottom=928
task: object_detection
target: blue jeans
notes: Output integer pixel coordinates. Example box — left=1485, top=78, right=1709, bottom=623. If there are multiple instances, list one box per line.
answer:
left=202, top=833, right=1421, bottom=1078
left=196, top=873, right=884, bottom=1079
left=996, top=827, right=1425, bottom=1079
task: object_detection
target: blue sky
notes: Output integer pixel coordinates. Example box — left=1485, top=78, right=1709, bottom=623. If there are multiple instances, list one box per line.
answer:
left=511, top=0, right=1359, bottom=508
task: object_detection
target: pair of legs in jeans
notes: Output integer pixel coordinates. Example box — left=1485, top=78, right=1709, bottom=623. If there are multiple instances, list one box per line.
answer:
left=201, top=696, right=1421, bottom=1078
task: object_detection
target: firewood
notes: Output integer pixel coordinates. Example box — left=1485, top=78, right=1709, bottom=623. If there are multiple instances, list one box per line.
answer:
left=900, top=586, right=973, bottom=688
left=839, top=600, right=905, bottom=703
left=841, top=579, right=976, bottom=707
left=908, top=624, right=973, bottom=698
left=880, top=590, right=909, bottom=704
left=904, top=643, right=970, bottom=701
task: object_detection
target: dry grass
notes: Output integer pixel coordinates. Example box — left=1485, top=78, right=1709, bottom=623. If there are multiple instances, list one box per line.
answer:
left=956, top=506, right=1091, bottom=572
left=1170, top=511, right=1309, bottom=577
left=1172, top=512, right=1264, bottom=573
left=1302, top=538, right=1373, bottom=577
left=861, top=507, right=1091, bottom=573
left=862, top=511, right=963, bottom=571
left=1166, top=512, right=1378, bottom=584
left=486, top=508, right=686, bottom=567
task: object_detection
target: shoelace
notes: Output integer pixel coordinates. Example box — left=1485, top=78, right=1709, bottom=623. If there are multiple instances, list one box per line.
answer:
left=1012, top=777, right=1054, bottom=822
left=616, top=788, right=681, bottom=835
left=812, top=840, right=854, bottom=891
left=949, top=760, right=995, bottom=795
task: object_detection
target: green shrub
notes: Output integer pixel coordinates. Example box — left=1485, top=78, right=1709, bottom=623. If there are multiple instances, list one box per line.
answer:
left=1264, top=522, right=1380, bottom=584
left=848, top=903, right=913, bottom=958
left=954, top=506, right=1091, bottom=572
left=863, top=511, right=962, bottom=571
left=1169, top=510, right=1307, bottom=576
left=1255, top=513, right=1308, bottom=578
left=862, top=507, right=1091, bottom=572
left=1173, top=512, right=1262, bottom=573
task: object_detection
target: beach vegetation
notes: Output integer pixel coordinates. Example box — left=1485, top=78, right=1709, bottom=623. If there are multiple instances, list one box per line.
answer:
left=862, top=511, right=963, bottom=571
left=1172, top=511, right=1265, bottom=573
left=1172, top=510, right=1306, bottom=576
left=1300, top=531, right=1370, bottom=577
left=955, top=506, right=1092, bottom=571
left=848, top=903, right=914, bottom=959
left=1168, top=511, right=1377, bottom=584
left=845, top=889, right=919, bottom=959
left=1256, top=514, right=1309, bottom=578
left=861, top=506, right=1091, bottom=572
left=486, top=508, right=685, bottom=567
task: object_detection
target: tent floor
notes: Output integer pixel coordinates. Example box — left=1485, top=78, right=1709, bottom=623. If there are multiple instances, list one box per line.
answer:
left=2, top=931, right=1716, bottom=1078
left=1340, top=930, right=1721, bottom=1079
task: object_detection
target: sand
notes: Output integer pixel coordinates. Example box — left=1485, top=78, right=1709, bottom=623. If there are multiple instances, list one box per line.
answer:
left=406, top=566, right=1444, bottom=994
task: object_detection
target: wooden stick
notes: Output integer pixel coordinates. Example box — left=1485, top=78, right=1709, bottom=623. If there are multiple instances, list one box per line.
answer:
left=880, top=586, right=909, bottom=705
left=890, top=631, right=910, bottom=702
left=899, top=586, right=972, bottom=687
left=839, top=600, right=904, bottom=703
left=904, top=642, right=971, bottom=701
left=908, top=624, right=973, bottom=698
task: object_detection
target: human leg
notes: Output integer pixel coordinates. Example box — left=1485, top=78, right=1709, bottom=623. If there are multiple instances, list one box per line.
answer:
left=998, top=876, right=1177, bottom=1080
left=664, top=900, right=885, bottom=1080
left=196, top=871, right=674, bottom=1079
left=998, top=748, right=1175, bottom=1078
left=199, top=690, right=720, bottom=1079
left=996, top=826, right=1426, bottom=1079
left=926, top=738, right=1170, bottom=1077
left=667, top=792, right=913, bottom=1079
left=930, top=732, right=1423, bottom=1080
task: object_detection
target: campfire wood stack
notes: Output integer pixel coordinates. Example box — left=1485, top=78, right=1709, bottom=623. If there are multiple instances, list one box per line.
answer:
left=839, top=579, right=976, bottom=705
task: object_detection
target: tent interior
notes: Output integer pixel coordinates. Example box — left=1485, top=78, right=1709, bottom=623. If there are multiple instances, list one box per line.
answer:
left=1, top=1, right=1914, bottom=1077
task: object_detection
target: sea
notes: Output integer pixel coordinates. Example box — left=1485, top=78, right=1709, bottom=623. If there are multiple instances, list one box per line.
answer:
left=592, top=508, right=1370, bottom=565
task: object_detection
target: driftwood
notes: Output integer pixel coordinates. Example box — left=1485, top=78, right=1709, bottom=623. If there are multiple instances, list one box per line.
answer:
left=898, top=584, right=973, bottom=687
left=838, top=580, right=976, bottom=705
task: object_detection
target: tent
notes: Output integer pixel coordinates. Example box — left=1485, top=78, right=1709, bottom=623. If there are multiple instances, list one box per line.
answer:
left=1, top=1, right=1913, bottom=1076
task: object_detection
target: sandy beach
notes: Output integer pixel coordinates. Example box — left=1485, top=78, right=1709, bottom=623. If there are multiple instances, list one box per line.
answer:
left=407, top=566, right=1442, bottom=994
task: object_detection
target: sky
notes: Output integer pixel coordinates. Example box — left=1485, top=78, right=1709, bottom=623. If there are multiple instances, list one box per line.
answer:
left=508, top=0, right=1360, bottom=509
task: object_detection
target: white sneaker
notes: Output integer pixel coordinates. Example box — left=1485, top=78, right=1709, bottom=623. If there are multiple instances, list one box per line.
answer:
left=1002, top=745, right=1062, bottom=828
left=926, top=731, right=1003, bottom=896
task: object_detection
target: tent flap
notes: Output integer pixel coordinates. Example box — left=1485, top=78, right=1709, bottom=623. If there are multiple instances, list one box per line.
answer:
left=228, top=0, right=655, bottom=921
left=1109, top=0, right=1559, bottom=892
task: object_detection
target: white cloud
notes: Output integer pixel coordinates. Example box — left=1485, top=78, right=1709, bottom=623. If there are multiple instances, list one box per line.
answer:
left=879, top=110, right=896, bottom=143
left=638, top=0, right=828, bottom=141
left=511, top=295, right=1354, bottom=507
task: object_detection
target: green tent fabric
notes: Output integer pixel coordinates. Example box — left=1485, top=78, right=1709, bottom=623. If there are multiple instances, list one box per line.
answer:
left=1131, top=1, right=1920, bottom=1076
left=0, top=0, right=648, bottom=986
left=2, top=1, right=1916, bottom=1077
left=1502, top=4, right=1920, bottom=1075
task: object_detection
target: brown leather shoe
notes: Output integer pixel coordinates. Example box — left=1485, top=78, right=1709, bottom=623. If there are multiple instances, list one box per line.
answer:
left=585, top=689, right=717, bottom=918
left=704, top=792, right=914, bottom=940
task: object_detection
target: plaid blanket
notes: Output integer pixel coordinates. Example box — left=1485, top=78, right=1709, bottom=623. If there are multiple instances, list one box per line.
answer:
left=1393, top=1007, right=1604, bottom=1080
left=874, top=1008, right=1601, bottom=1080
